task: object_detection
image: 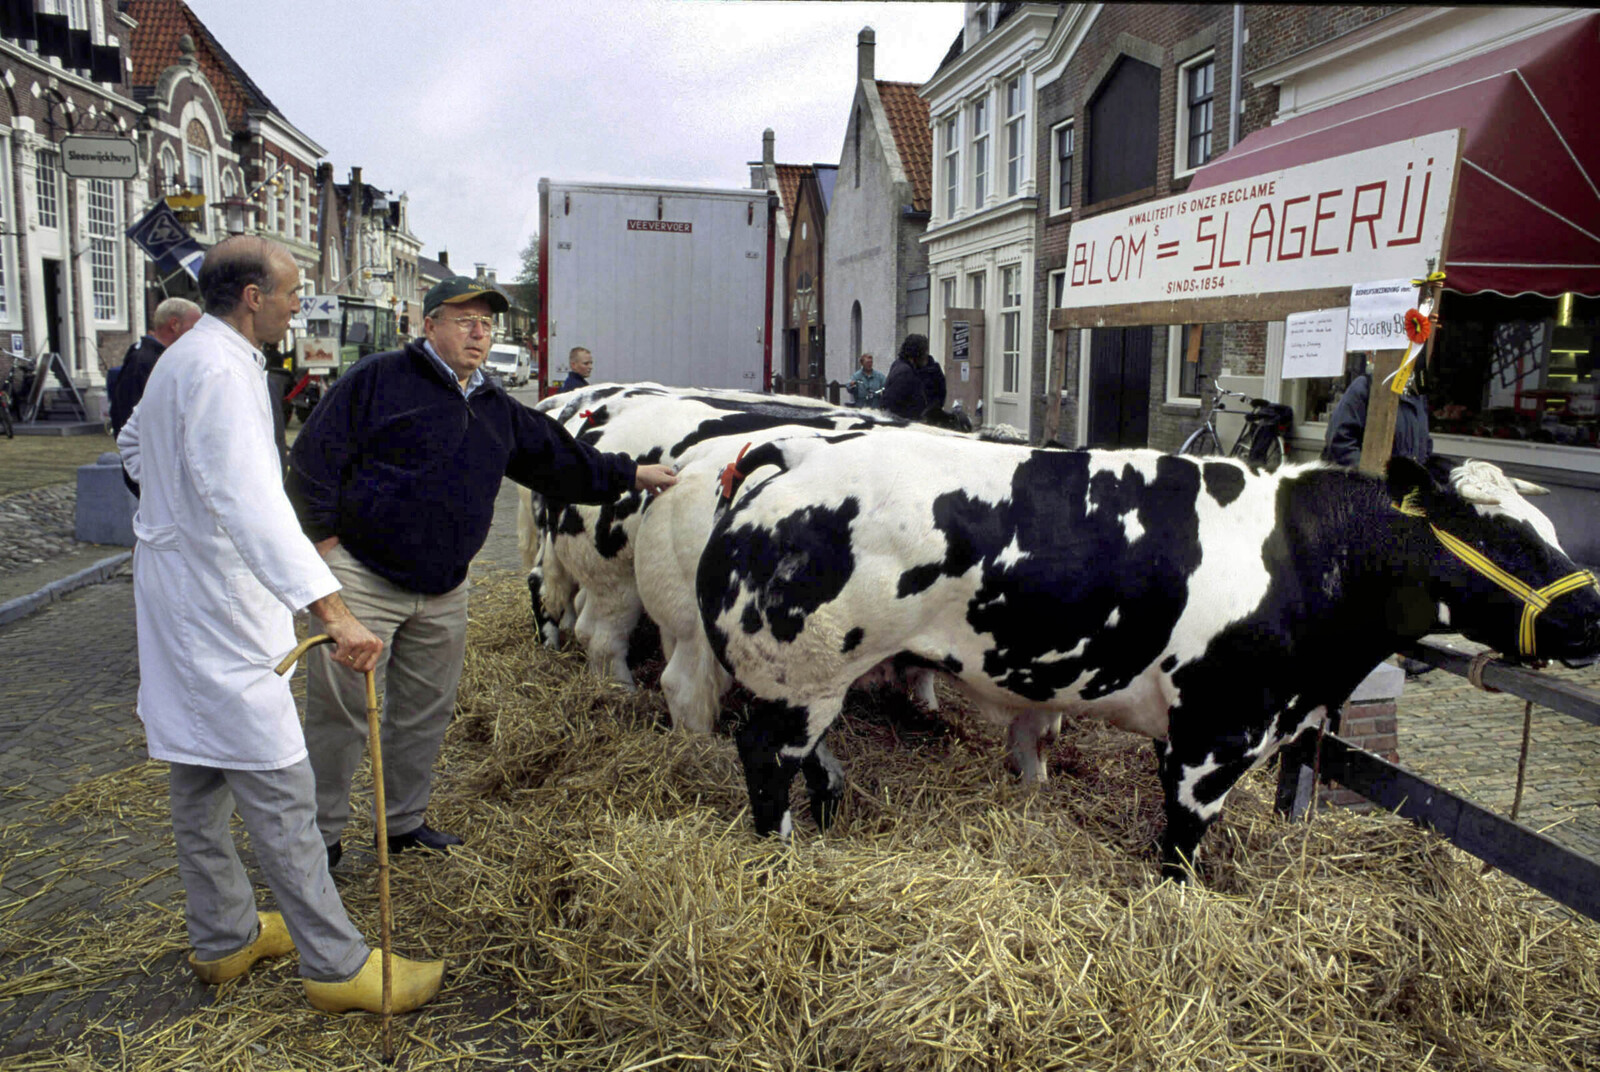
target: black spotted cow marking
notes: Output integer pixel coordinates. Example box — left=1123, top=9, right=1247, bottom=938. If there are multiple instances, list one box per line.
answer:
left=698, top=434, right=1600, bottom=882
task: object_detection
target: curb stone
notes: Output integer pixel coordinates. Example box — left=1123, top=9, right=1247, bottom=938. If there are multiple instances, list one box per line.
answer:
left=0, top=552, right=132, bottom=627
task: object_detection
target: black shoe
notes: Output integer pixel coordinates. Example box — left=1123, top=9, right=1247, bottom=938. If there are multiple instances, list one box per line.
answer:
left=326, top=841, right=342, bottom=870
left=386, top=823, right=463, bottom=854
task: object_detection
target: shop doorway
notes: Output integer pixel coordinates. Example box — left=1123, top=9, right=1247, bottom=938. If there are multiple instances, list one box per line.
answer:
left=1086, top=326, right=1151, bottom=447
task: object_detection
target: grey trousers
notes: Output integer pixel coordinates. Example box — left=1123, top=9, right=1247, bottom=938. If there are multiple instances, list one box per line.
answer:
left=305, top=544, right=469, bottom=848
left=169, top=759, right=368, bottom=981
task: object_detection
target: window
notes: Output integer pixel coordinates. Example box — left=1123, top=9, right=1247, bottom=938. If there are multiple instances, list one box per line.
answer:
left=968, top=271, right=985, bottom=311
left=1178, top=54, right=1216, bottom=174
left=1051, top=121, right=1075, bottom=214
left=1004, top=75, right=1026, bottom=198
left=86, top=178, right=119, bottom=321
left=1000, top=265, right=1021, bottom=393
left=970, top=97, right=989, bottom=208
left=1169, top=323, right=1220, bottom=400
left=942, top=115, right=959, bottom=217
left=1086, top=56, right=1159, bottom=204
left=36, top=150, right=59, bottom=229
left=185, top=146, right=209, bottom=233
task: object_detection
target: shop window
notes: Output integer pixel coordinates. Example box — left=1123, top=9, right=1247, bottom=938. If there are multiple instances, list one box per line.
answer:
left=1086, top=56, right=1159, bottom=205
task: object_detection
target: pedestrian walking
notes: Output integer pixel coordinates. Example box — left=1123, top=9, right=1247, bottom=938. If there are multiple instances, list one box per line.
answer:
left=285, top=276, right=676, bottom=869
left=117, top=235, right=443, bottom=1014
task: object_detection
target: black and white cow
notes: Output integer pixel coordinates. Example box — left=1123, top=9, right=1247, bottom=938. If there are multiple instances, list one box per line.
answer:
left=519, top=384, right=903, bottom=686
left=696, top=433, right=1600, bottom=878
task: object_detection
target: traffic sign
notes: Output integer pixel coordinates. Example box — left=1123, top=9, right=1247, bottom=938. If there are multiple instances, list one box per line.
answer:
left=299, top=294, right=339, bottom=320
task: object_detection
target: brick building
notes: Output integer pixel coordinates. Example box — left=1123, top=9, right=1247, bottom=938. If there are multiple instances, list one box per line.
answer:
left=822, top=27, right=933, bottom=389
left=0, top=0, right=143, bottom=404
left=1031, top=2, right=1242, bottom=448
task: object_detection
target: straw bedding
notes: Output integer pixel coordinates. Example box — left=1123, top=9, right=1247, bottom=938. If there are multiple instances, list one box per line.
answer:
left=5, top=572, right=1598, bottom=1070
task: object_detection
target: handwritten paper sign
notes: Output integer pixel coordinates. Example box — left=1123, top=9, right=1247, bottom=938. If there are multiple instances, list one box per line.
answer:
left=1346, top=278, right=1418, bottom=351
left=1283, top=307, right=1350, bottom=379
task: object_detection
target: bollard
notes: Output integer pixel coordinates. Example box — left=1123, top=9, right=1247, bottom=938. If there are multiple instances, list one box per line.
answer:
left=74, top=452, right=137, bottom=546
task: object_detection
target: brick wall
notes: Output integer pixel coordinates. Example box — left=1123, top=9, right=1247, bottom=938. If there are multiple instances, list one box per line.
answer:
left=1031, top=3, right=1238, bottom=445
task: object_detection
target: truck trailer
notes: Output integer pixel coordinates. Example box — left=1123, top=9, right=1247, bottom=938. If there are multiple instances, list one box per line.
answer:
left=537, top=179, right=774, bottom=393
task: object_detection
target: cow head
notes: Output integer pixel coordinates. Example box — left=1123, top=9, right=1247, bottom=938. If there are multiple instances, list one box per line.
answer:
left=1388, top=458, right=1600, bottom=666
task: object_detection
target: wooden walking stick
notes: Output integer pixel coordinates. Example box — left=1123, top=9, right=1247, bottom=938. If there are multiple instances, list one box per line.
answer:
left=277, top=634, right=395, bottom=1063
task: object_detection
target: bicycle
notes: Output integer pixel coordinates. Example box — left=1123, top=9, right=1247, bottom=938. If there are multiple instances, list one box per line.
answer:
left=1178, top=373, right=1295, bottom=469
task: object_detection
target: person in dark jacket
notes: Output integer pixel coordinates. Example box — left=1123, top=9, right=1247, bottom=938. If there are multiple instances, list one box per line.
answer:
left=560, top=346, right=593, bottom=392
left=109, top=297, right=201, bottom=434
left=286, top=277, right=676, bottom=868
left=1322, top=362, right=1433, bottom=467
left=882, top=333, right=945, bottom=421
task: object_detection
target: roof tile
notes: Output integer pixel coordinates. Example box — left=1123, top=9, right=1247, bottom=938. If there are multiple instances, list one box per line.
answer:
left=876, top=81, right=932, bottom=213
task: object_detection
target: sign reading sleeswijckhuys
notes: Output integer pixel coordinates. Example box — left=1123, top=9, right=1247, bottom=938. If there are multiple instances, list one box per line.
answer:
left=1059, top=130, right=1458, bottom=310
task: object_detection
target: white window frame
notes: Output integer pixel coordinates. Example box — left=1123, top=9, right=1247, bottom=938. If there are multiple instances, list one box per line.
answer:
left=85, top=178, right=122, bottom=323
left=970, top=95, right=989, bottom=210
left=942, top=114, right=960, bottom=219
left=1004, top=74, right=1027, bottom=199
left=185, top=144, right=210, bottom=234
left=1175, top=50, right=1217, bottom=179
left=36, top=149, right=61, bottom=230
left=264, top=154, right=279, bottom=232
left=999, top=264, right=1022, bottom=395
left=1050, top=120, right=1075, bottom=216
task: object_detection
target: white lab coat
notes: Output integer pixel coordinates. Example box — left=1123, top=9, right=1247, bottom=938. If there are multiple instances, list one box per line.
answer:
left=118, top=314, right=338, bottom=770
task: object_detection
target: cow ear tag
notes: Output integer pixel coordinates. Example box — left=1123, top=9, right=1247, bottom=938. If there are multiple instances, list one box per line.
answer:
left=1392, top=488, right=1427, bottom=518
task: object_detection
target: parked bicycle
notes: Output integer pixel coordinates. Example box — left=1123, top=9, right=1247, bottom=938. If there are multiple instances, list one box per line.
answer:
left=1178, top=373, right=1295, bottom=469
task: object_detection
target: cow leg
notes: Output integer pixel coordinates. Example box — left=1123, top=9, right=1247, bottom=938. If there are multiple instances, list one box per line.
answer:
left=1155, top=738, right=1255, bottom=882
left=1005, top=710, right=1062, bottom=785
left=801, top=737, right=845, bottom=829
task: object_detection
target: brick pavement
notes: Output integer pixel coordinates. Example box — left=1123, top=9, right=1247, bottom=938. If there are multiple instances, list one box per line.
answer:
left=1, top=468, right=1598, bottom=1065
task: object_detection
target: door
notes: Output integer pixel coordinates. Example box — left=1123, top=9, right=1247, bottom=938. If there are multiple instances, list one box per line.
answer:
left=944, top=308, right=985, bottom=418
left=1087, top=326, right=1151, bottom=447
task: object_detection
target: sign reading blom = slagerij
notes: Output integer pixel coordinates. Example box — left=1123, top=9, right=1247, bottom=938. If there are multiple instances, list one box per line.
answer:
left=1059, top=130, right=1458, bottom=310
left=60, top=135, right=139, bottom=180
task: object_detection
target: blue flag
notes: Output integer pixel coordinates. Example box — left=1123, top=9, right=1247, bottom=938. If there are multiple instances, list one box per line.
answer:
left=126, top=201, right=205, bottom=280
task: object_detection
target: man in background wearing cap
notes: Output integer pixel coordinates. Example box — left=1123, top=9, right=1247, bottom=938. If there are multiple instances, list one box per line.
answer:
left=286, top=276, right=677, bottom=868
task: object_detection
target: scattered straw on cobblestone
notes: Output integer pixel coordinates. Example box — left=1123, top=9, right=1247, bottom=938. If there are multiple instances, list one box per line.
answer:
left=4, top=572, right=1598, bottom=1070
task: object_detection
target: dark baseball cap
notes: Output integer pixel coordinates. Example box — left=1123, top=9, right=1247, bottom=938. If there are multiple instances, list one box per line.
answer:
left=424, top=276, right=510, bottom=316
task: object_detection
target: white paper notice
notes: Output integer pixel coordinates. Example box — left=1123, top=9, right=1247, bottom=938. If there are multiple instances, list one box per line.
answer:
left=1346, top=278, right=1418, bottom=351
left=1283, top=307, right=1351, bottom=379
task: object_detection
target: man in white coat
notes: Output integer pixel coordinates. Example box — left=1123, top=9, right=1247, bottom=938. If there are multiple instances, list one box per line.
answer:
left=118, top=235, right=443, bottom=1014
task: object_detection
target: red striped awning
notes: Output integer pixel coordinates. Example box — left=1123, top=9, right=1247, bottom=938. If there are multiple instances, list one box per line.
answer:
left=1190, top=15, right=1600, bottom=298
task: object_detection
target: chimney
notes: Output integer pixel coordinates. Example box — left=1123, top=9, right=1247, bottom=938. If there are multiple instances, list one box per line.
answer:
left=438, top=250, right=449, bottom=267
left=857, top=26, right=875, bottom=82
left=763, top=128, right=775, bottom=170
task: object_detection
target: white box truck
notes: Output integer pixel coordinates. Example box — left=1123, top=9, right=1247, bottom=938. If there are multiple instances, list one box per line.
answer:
left=538, top=179, right=773, bottom=393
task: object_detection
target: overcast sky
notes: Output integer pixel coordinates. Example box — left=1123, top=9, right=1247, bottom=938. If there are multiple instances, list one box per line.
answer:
left=185, top=0, right=964, bottom=280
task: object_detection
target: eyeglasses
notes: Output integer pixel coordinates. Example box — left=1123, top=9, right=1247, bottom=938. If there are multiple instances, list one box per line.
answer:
left=437, top=314, right=495, bottom=333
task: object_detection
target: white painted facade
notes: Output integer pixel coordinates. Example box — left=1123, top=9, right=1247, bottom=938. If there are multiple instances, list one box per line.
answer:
left=921, top=3, right=1057, bottom=431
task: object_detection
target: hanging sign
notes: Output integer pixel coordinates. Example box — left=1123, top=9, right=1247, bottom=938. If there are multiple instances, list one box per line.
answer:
left=1282, top=307, right=1350, bottom=379
left=1059, top=130, right=1458, bottom=310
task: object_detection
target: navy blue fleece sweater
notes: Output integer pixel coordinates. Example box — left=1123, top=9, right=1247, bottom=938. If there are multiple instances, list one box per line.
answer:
left=286, top=340, right=637, bottom=594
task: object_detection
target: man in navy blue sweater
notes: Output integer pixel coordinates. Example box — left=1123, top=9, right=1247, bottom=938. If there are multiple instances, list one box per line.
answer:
left=286, top=276, right=676, bottom=867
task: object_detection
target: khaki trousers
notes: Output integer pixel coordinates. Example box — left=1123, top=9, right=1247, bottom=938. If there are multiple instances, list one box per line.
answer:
left=305, top=544, right=469, bottom=848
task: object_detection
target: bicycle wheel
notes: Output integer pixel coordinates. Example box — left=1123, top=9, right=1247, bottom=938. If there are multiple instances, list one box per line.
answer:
left=1179, top=424, right=1221, bottom=456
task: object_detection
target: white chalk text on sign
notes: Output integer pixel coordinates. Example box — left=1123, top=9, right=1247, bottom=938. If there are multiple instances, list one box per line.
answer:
left=1059, top=130, right=1458, bottom=310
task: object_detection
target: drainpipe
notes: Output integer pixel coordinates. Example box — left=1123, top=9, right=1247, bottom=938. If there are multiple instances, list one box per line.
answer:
left=1229, top=4, right=1243, bottom=149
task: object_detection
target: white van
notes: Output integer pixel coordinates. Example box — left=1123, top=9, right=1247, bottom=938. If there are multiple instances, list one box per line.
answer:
left=485, top=343, right=531, bottom=387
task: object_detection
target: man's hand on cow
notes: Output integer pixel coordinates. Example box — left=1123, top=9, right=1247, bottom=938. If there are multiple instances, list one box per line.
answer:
left=307, top=591, right=384, bottom=673
left=635, top=463, right=679, bottom=495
